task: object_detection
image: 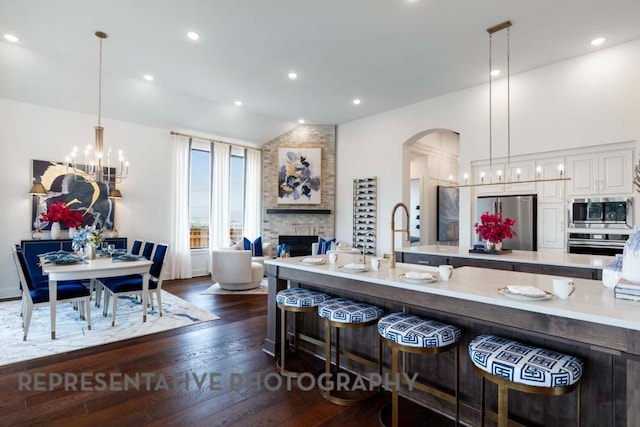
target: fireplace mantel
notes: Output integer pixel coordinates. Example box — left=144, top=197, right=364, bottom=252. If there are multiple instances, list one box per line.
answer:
left=266, top=209, right=331, bottom=214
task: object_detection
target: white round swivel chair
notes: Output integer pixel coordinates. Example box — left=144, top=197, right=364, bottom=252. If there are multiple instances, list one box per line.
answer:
left=211, top=250, right=263, bottom=291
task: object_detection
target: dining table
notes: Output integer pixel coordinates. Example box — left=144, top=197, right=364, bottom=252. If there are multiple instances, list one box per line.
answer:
left=40, top=256, right=153, bottom=339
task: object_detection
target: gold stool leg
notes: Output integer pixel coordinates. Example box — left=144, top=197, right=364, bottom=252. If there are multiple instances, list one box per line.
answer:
left=280, top=306, right=286, bottom=375
left=498, top=383, right=508, bottom=427
left=480, top=376, right=485, bottom=427
left=392, top=346, right=399, bottom=427
left=454, top=344, right=459, bottom=425
left=323, top=320, right=331, bottom=399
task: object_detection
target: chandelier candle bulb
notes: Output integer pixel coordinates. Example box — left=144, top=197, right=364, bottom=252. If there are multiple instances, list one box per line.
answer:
left=536, top=166, right=542, bottom=178
left=516, top=168, right=521, bottom=180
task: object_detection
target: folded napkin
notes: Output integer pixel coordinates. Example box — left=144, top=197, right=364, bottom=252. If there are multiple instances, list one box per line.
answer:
left=39, top=250, right=74, bottom=259
left=44, top=255, right=84, bottom=265
left=112, top=253, right=146, bottom=262
left=343, top=263, right=367, bottom=270
left=506, top=285, right=547, bottom=297
left=302, top=257, right=324, bottom=264
left=405, top=271, right=433, bottom=280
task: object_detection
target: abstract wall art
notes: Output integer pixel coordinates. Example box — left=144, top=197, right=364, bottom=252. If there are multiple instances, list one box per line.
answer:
left=31, top=160, right=115, bottom=230
left=277, top=147, right=321, bottom=204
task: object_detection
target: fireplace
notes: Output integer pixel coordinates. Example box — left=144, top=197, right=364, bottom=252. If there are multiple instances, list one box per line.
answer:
left=278, top=235, right=318, bottom=257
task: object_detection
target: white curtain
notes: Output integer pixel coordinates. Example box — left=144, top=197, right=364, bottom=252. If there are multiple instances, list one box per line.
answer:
left=243, top=148, right=262, bottom=239
left=209, top=142, right=230, bottom=250
left=169, top=135, right=193, bottom=279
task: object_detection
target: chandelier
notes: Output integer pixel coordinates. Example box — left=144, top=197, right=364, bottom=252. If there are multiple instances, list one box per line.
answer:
left=65, top=31, right=128, bottom=184
left=449, top=21, right=570, bottom=188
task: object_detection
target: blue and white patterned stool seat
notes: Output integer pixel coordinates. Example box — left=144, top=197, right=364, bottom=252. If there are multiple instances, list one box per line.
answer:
left=468, top=334, right=583, bottom=388
left=318, top=298, right=384, bottom=324
left=377, top=313, right=461, bottom=348
left=276, top=288, right=331, bottom=308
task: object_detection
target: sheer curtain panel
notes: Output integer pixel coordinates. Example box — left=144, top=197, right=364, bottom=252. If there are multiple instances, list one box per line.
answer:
left=210, top=142, right=230, bottom=250
left=170, top=135, right=193, bottom=279
left=243, top=148, right=262, bottom=239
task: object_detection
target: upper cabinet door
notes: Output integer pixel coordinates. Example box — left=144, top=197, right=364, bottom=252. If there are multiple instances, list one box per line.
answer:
left=566, top=149, right=633, bottom=196
left=566, top=154, right=597, bottom=196
left=537, top=157, right=566, bottom=202
left=506, top=161, right=536, bottom=193
left=599, top=149, right=633, bottom=194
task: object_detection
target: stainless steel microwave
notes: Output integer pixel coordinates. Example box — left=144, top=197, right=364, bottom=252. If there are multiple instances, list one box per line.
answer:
left=568, top=197, right=633, bottom=229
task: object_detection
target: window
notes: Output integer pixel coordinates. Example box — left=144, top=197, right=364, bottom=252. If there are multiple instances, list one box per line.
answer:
left=229, top=150, right=245, bottom=242
left=189, top=148, right=210, bottom=249
left=189, top=145, right=246, bottom=249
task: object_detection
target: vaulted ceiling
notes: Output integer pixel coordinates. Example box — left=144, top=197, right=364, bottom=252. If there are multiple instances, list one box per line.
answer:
left=1, top=0, right=639, bottom=142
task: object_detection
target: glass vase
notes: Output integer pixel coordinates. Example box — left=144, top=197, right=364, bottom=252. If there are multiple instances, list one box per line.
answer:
left=622, top=226, right=640, bottom=284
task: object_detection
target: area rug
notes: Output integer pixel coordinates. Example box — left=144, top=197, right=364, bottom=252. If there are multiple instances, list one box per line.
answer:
left=200, top=278, right=268, bottom=295
left=0, top=291, right=219, bottom=367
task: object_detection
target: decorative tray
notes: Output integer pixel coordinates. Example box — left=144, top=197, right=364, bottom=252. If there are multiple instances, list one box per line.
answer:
left=469, top=248, right=513, bottom=255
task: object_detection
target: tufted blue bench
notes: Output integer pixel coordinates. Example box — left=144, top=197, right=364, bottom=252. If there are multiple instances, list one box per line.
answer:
left=468, top=334, right=584, bottom=427
left=276, top=287, right=331, bottom=377
left=317, top=297, right=385, bottom=405
left=377, top=312, right=462, bottom=427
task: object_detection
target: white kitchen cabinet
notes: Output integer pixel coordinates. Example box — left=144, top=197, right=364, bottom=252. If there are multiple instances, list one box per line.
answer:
left=537, top=157, right=566, bottom=203
left=506, top=161, right=536, bottom=193
left=566, top=150, right=633, bottom=196
left=537, top=203, right=566, bottom=250
left=475, top=163, right=506, bottom=195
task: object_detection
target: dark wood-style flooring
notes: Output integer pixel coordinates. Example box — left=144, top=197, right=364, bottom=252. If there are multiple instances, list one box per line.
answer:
left=0, top=277, right=454, bottom=426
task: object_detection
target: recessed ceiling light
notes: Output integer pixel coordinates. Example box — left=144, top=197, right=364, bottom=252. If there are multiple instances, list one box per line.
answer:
left=352, top=98, right=361, bottom=105
left=298, top=119, right=305, bottom=124
left=590, top=37, right=605, bottom=46
left=490, top=69, right=501, bottom=77
left=187, top=31, right=200, bottom=41
left=4, top=34, right=19, bottom=43
left=143, top=74, right=154, bottom=81
left=234, top=100, right=243, bottom=106
left=288, top=72, right=298, bottom=80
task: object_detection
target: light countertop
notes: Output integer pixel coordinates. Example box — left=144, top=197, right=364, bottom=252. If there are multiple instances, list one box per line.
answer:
left=265, top=256, right=639, bottom=331
left=397, top=244, right=614, bottom=269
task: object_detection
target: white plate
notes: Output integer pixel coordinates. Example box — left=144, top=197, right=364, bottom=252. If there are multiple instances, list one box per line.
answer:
left=498, top=287, right=553, bottom=300
left=300, top=259, right=326, bottom=265
left=398, top=273, right=437, bottom=284
left=339, top=265, right=369, bottom=273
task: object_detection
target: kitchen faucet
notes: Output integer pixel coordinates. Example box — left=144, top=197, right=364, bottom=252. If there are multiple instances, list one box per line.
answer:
left=361, top=230, right=376, bottom=265
left=389, top=202, right=410, bottom=269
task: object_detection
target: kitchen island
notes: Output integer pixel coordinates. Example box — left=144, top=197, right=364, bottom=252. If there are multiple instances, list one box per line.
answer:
left=264, top=257, right=639, bottom=426
left=396, top=244, right=615, bottom=279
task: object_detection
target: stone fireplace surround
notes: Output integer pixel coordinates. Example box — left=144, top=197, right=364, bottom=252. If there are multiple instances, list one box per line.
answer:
left=261, top=125, right=336, bottom=252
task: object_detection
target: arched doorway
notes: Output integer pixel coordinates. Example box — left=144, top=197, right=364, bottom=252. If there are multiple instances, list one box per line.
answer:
left=402, top=129, right=460, bottom=246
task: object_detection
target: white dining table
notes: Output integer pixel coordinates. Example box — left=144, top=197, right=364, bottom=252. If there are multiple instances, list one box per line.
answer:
left=40, top=256, right=153, bottom=339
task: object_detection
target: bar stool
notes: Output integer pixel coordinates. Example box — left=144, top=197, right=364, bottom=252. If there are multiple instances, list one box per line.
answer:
left=377, top=312, right=462, bottom=427
left=468, top=334, right=584, bottom=427
left=317, top=297, right=384, bottom=406
left=276, top=287, right=331, bottom=377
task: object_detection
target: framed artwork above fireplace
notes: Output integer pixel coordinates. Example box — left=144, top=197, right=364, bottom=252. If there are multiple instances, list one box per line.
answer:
left=277, top=147, right=321, bottom=205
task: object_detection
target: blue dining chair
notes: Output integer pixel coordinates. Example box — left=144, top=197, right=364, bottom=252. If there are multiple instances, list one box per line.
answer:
left=12, top=246, right=91, bottom=340
left=131, top=239, right=143, bottom=255
left=141, top=241, right=155, bottom=260
left=99, top=243, right=169, bottom=326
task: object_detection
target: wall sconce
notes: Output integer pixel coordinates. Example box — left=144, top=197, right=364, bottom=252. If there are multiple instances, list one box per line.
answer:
left=463, top=173, right=469, bottom=184
left=497, top=170, right=503, bottom=182
left=108, top=188, right=123, bottom=199
left=480, top=171, right=485, bottom=184
left=558, top=164, right=564, bottom=178
left=536, top=166, right=542, bottom=178
left=448, top=174, right=453, bottom=183
left=516, top=168, right=521, bottom=180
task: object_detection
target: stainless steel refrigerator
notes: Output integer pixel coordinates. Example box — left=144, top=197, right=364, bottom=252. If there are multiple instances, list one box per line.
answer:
left=476, top=195, right=537, bottom=251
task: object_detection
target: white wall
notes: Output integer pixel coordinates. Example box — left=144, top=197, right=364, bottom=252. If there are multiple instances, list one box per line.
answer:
left=0, top=99, right=259, bottom=298
left=336, top=39, right=640, bottom=256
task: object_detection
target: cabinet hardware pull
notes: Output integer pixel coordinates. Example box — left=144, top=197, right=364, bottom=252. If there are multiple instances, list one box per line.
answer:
left=417, top=260, right=430, bottom=264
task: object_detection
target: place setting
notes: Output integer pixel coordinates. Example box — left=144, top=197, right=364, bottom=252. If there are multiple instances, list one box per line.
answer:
left=498, top=285, right=554, bottom=301
left=338, top=262, right=369, bottom=273
left=299, top=257, right=326, bottom=266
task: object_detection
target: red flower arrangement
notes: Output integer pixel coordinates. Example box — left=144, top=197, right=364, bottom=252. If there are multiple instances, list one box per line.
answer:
left=41, top=202, right=84, bottom=228
left=474, top=212, right=516, bottom=243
